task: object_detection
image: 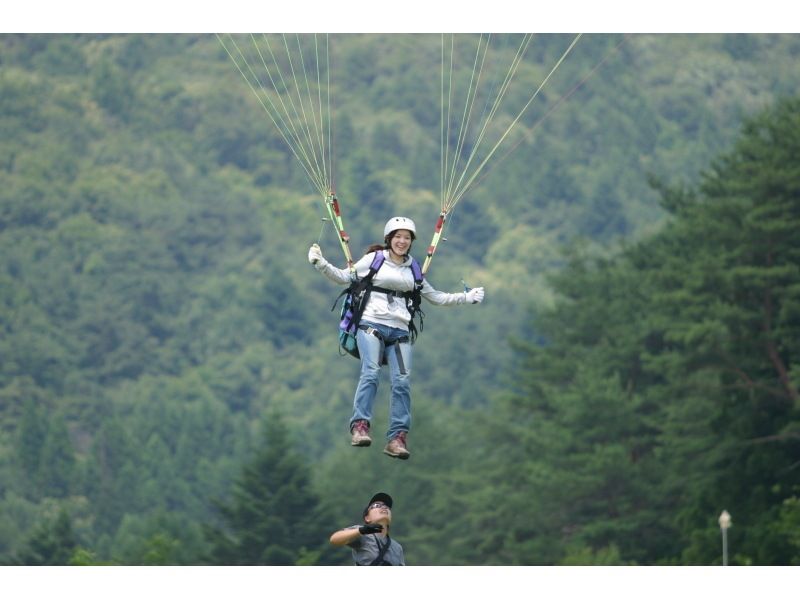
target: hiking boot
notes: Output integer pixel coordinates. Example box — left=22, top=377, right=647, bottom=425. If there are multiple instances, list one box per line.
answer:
left=350, top=420, right=372, bottom=447
left=383, top=431, right=410, bottom=460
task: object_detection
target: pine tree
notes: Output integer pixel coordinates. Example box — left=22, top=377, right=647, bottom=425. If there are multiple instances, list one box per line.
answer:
left=205, top=411, right=335, bottom=565
left=37, top=412, right=76, bottom=498
left=16, top=401, right=48, bottom=498
left=82, top=417, right=142, bottom=534
left=7, top=509, right=77, bottom=565
left=653, top=97, right=800, bottom=564
left=474, top=97, right=800, bottom=565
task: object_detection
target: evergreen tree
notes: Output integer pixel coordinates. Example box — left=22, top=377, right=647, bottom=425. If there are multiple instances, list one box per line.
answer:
left=653, top=97, right=800, bottom=564
left=205, top=411, right=335, bottom=565
left=15, top=401, right=48, bottom=498
left=109, top=512, right=205, bottom=565
left=37, top=412, right=76, bottom=498
left=6, top=509, right=78, bottom=565
left=475, top=97, right=800, bottom=565
left=82, top=417, right=142, bottom=534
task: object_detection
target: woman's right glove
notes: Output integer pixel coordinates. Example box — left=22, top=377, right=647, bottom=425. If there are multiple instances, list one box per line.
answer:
left=465, top=287, right=485, bottom=304
left=358, top=523, right=384, bottom=535
left=308, top=244, right=328, bottom=269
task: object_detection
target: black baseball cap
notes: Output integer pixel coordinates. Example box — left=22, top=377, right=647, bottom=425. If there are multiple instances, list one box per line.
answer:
left=363, top=492, right=393, bottom=516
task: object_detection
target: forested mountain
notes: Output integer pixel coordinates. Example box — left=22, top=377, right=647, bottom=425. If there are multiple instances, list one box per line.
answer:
left=1, top=33, right=798, bottom=565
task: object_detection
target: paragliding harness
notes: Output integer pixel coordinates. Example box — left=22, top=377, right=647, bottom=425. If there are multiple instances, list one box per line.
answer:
left=332, top=251, right=424, bottom=361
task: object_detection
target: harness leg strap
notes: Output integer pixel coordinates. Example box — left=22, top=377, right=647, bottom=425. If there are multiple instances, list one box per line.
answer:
left=384, top=336, right=409, bottom=375
left=393, top=342, right=407, bottom=375
left=360, top=325, right=387, bottom=366
left=359, top=325, right=409, bottom=372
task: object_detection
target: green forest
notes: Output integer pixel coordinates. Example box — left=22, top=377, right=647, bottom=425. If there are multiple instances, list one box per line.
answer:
left=1, top=33, right=799, bottom=565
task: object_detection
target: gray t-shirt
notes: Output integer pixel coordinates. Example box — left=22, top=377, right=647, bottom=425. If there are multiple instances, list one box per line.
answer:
left=346, top=527, right=406, bottom=565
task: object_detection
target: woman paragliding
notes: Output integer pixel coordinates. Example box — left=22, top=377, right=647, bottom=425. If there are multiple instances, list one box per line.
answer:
left=220, top=32, right=598, bottom=459
left=308, top=216, right=484, bottom=460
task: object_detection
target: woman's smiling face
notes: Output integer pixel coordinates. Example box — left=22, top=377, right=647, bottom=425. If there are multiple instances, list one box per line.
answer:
left=389, top=229, right=413, bottom=256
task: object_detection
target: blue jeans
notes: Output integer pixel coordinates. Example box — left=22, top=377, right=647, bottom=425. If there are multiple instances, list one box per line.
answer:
left=349, top=321, right=412, bottom=439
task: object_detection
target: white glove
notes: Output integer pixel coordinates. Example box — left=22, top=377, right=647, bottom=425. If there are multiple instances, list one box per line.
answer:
left=465, top=287, right=484, bottom=304
left=308, top=244, right=327, bottom=269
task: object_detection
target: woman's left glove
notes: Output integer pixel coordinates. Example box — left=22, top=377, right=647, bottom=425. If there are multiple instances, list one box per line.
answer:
left=308, top=244, right=328, bottom=269
left=465, top=287, right=485, bottom=304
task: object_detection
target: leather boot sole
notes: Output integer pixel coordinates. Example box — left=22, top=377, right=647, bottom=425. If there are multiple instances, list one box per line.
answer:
left=383, top=447, right=410, bottom=460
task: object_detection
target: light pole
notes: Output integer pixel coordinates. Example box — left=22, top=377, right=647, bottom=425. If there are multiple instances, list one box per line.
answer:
left=718, top=510, right=731, bottom=566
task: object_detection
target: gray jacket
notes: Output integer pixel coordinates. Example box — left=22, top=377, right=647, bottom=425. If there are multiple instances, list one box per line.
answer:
left=345, top=527, right=405, bottom=566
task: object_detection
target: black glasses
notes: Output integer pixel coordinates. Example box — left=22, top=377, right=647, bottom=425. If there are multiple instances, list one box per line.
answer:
left=368, top=502, right=390, bottom=511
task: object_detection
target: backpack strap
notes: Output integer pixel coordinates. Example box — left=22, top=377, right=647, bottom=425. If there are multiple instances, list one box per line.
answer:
left=409, top=257, right=423, bottom=285
left=331, top=251, right=385, bottom=306
left=369, top=535, right=393, bottom=566
left=405, top=257, right=425, bottom=342
left=330, top=251, right=386, bottom=333
left=369, top=250, right=385, bottom=273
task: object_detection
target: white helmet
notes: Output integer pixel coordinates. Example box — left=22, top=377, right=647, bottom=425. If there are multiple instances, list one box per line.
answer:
left=384, top=216, right=416, bottom=239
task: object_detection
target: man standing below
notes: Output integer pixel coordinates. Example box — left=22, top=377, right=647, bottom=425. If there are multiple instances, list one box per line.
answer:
left=329, top=492, right=405, bottom=565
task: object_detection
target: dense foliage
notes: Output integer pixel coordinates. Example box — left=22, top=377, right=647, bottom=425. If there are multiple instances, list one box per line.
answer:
left=1, top=33, right=798, bottom=565
left=450, top=97, right=800, bottom=564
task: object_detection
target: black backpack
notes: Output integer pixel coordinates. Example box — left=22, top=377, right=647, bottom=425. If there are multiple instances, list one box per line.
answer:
left=332, top=251, right=424, bottom=359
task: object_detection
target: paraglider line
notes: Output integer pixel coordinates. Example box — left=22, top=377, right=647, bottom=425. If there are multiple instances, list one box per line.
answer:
left=468, top=34, right=631, bottom=195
